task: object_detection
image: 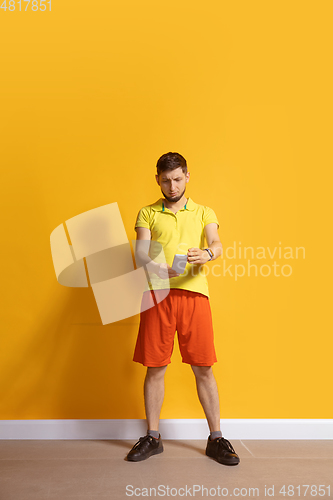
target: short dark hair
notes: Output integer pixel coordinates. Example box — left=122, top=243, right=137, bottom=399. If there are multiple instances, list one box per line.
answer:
left=156, top=152, right=187, bottom=176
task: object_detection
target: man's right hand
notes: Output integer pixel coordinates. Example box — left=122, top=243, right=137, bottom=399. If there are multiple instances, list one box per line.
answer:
left=155, top=262, right=180, bottom=279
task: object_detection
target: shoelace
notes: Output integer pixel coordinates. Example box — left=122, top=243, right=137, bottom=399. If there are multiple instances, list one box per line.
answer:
left=131, top=435, right=153, bottom=450
left=216, top=437, right=236, bottom=454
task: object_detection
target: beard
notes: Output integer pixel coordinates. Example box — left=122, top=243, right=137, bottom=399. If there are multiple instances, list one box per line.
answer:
left=161, top=186, right=186, bottom=203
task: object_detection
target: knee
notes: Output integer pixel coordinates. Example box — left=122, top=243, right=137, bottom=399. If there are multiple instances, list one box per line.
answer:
left=191, top=365, right=213, bottom=380
left=146, top=365, right=168, bottom=380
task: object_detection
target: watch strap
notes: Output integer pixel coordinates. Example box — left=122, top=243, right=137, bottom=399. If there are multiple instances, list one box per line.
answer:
left=204, top=248, right=213, bottom=260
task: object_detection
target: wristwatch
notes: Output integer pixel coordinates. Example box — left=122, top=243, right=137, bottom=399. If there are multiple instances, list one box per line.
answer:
left=203, top=248, right=214, bottom=261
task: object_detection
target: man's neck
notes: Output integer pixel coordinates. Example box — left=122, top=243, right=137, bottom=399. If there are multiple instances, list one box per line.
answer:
left=163, top=195, right=188, bottom=212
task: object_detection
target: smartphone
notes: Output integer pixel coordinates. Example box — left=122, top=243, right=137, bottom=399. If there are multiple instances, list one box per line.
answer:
left=171, top=254, right=188, bottom=274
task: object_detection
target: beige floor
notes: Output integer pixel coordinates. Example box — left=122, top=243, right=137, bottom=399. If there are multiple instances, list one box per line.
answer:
left=0, top=439, right=332, bottom=499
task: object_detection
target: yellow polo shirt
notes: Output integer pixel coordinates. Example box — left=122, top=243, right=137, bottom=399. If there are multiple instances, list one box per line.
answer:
left=134, top=197, right=219, bottom=298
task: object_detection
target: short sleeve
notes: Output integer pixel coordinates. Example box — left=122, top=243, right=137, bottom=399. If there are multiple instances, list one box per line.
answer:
left=134, top=207, right=151, bottom=230
left=203, top=206, right=219, bottom=229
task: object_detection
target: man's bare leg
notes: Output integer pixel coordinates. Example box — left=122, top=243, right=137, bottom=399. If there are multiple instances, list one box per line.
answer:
left=127, top=365, right=167, bottom=461
left=191, top=365, right=221, bottom=432
left=144, top=365, right=168, bottom=431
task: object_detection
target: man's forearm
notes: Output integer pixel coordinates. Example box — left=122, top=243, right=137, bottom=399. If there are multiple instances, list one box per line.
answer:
left=206, top=241, right=223, bottom=261
left=135, top=250, right=160, bottom=276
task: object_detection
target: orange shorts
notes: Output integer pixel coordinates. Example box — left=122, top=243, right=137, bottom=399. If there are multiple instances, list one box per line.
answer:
left=133, top=288, right=217, bottom=367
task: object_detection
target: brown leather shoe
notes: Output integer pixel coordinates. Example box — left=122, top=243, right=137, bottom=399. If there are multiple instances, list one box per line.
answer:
left=206, top=436, right=240, bottom=466
left=127, top=434, right=164, bottom=462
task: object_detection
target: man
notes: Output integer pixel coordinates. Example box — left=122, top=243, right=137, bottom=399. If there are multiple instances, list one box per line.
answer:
left=127, top=152, right=240, bottom=466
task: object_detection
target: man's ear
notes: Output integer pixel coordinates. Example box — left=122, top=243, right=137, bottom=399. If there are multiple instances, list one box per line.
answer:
left=186, top=172, right=190, bottom=183
left=155, top=174, right=160, bottom=185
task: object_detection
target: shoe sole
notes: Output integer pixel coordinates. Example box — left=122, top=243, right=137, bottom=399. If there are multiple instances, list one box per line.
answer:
left=206, top=451, right=240, bottom=466
left=127, top=446, right=164, bottom=462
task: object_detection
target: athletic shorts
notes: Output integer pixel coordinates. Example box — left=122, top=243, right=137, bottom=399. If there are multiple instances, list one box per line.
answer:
left=133, top=288, right=217, bottom=367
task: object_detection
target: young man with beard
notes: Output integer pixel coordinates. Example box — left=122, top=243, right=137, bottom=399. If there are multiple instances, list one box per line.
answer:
left=126, top=152, right=240, bottom=466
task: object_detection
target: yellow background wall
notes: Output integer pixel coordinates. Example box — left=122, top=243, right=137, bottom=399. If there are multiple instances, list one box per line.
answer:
left=1, top=1, right=332, bottom=420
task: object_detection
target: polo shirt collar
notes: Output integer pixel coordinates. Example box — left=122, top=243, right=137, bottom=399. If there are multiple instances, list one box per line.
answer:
left=151, top=197, right=196, bottom=212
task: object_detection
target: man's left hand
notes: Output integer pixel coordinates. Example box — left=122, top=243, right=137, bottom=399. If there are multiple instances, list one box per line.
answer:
left=187, top=247, right=210, bottom=264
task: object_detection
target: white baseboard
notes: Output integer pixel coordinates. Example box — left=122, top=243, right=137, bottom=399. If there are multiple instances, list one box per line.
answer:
left=0, top=419, right=332, bottom=440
